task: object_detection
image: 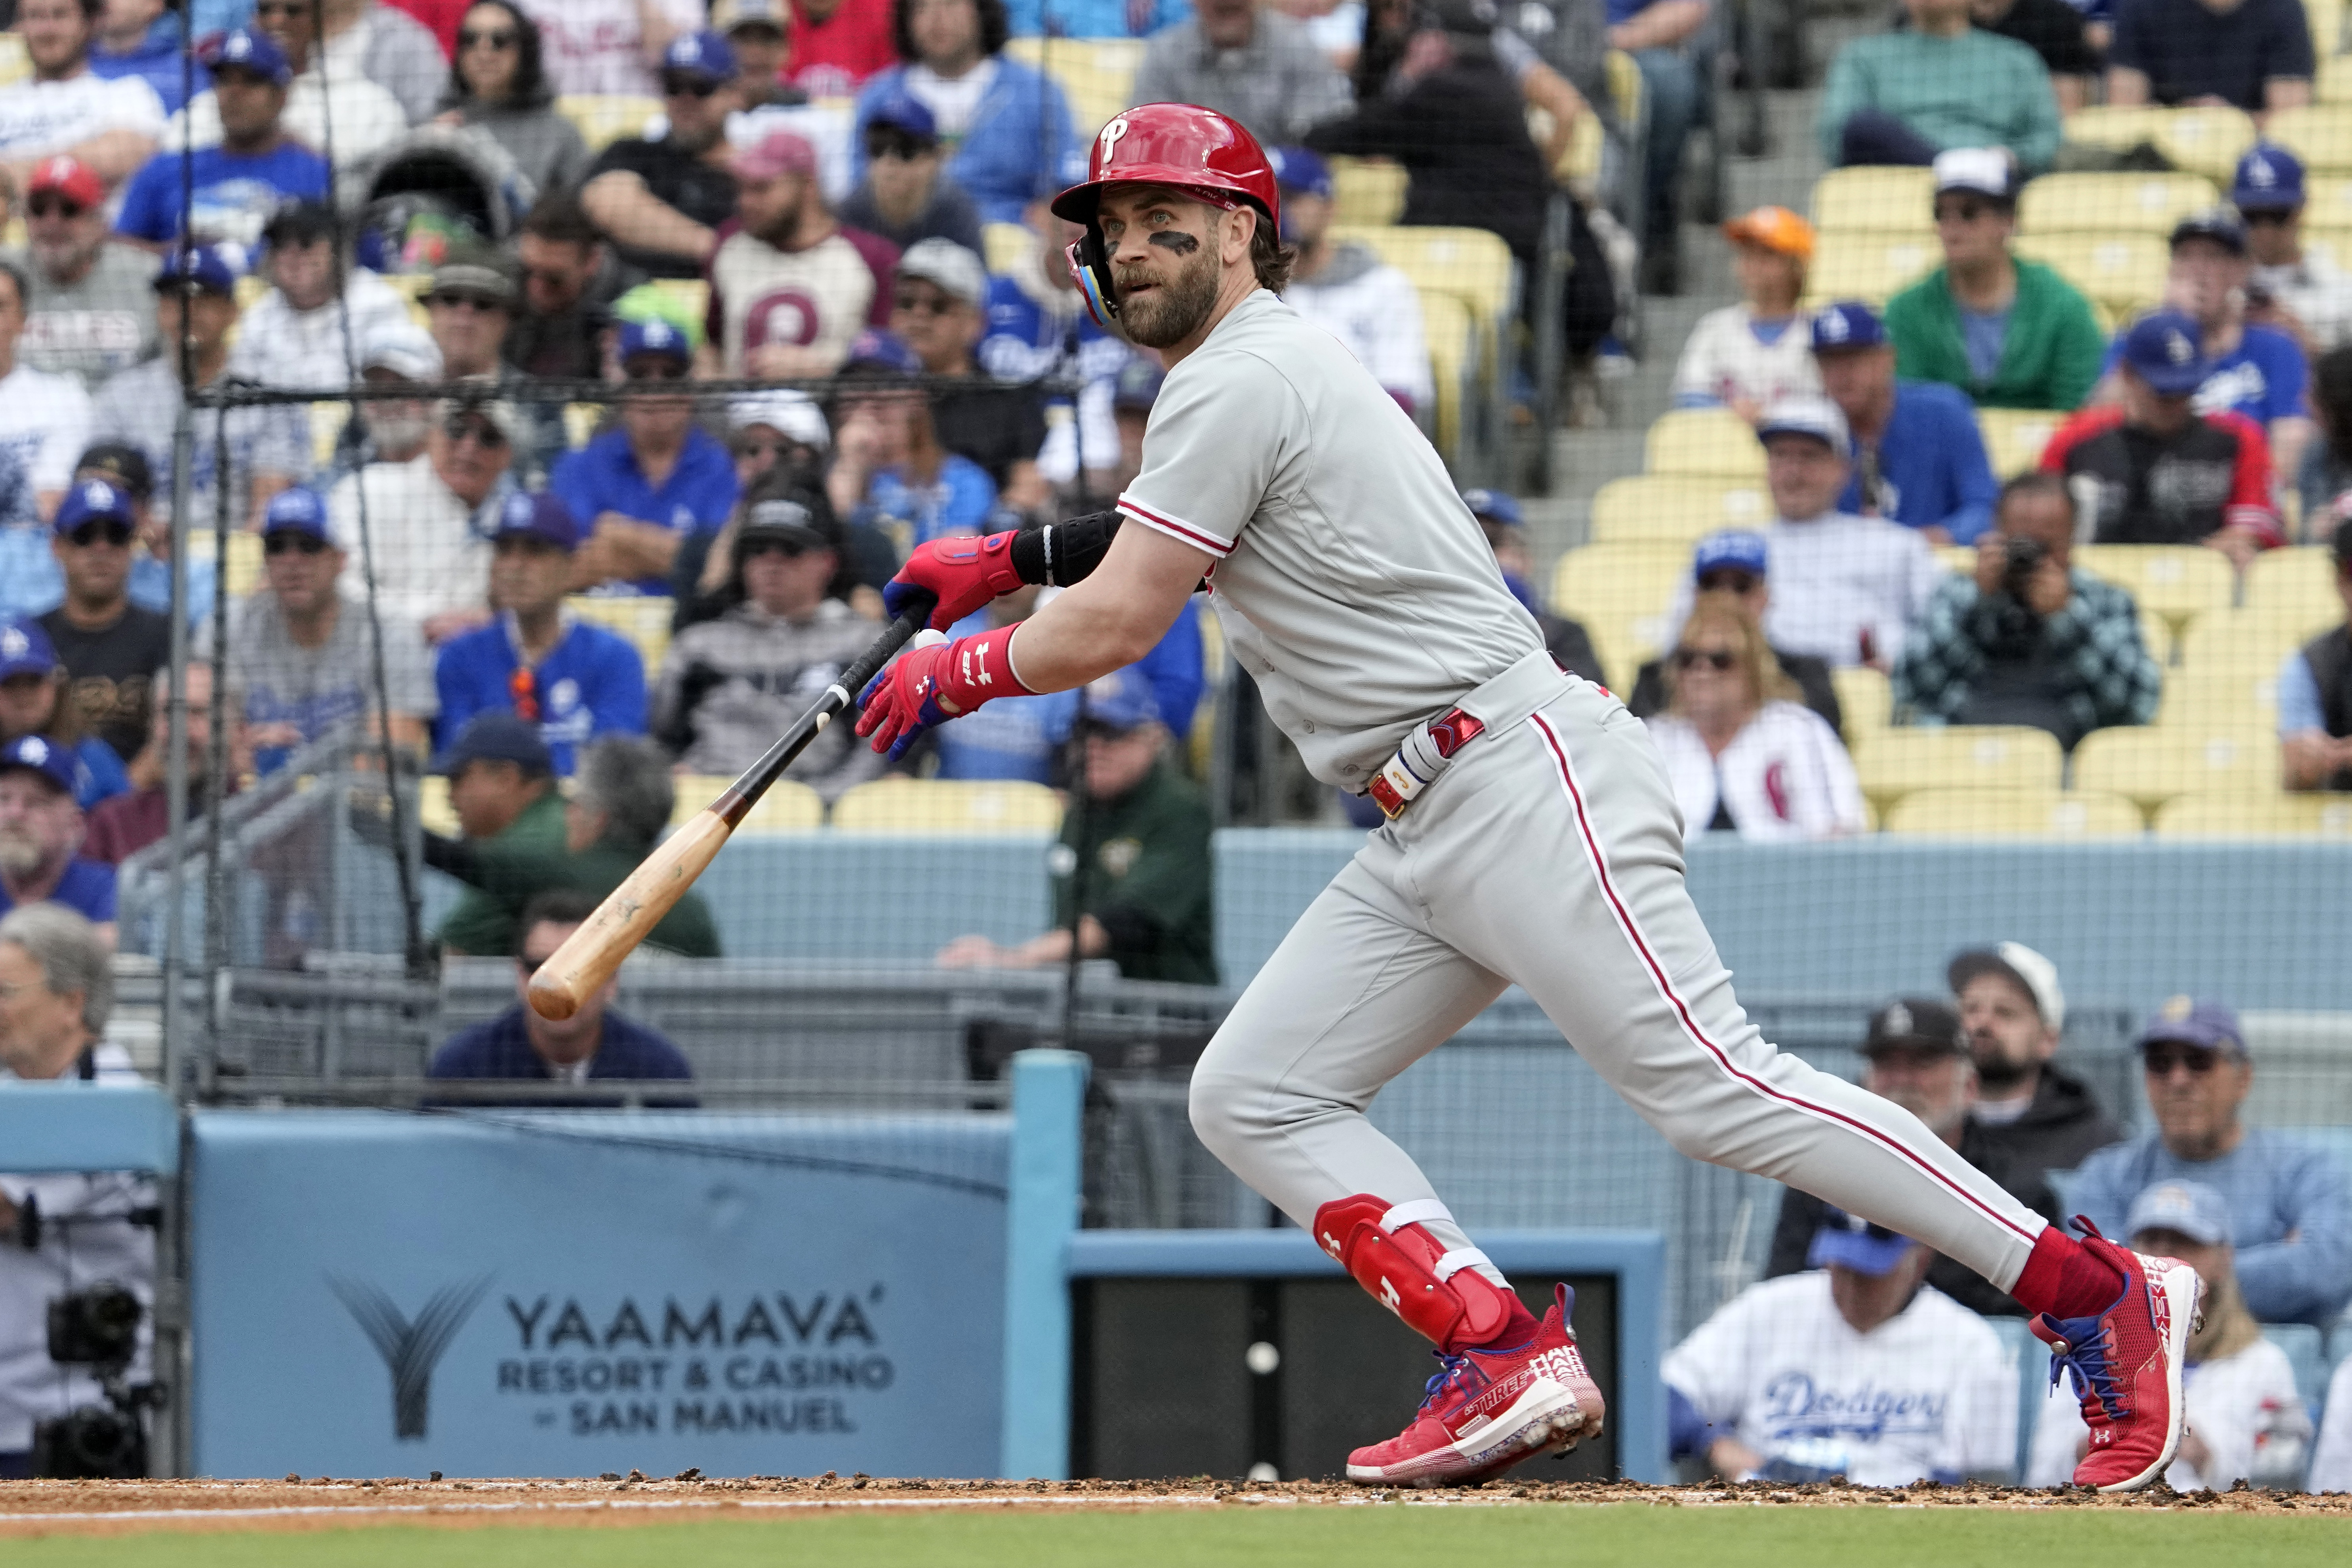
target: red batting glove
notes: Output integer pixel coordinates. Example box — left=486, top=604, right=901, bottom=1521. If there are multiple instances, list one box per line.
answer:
left=855, top=625, right=1033, bottom=759
left=884, top=530, right=1024, bottom=631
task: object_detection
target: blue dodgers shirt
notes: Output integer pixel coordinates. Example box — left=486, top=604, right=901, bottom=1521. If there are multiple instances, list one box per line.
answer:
left=0, top=857, right=117, bottom=924
left=114, top=143, right=331, bottom=247
left=2101, top=323, right=2309, bottom=427
left=931, top=599, right=1206, bottom=779
left=433, top=615, right=649, bottom=777
left=549, top=427, right=740, bottom=594
left=860, top=454, right=998, bottom=556
left=1836, top=380, right=2001, bottom=544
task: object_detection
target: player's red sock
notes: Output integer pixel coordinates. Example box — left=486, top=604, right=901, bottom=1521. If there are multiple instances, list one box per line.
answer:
left=2009, top=1225, right=2126, bottom=1319
left=1466, top=1292, right=1544, bottom=1353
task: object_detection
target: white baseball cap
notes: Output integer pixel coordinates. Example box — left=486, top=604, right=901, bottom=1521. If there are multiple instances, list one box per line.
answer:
left=1932, top=147, right=2017, bottom=203
left=360, top=318, right=442, bottom=382
left=896, top=238, right=988, bottom=307
left=1949, top=941, right=2065, bottom=1033
left=1755, top=392, right=1851, bottom=457
left=729, top=389, right=831, bottom=452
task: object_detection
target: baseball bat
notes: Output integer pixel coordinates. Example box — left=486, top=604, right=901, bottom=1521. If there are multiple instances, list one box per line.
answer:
left=526, top=591, right=937, bottom=1021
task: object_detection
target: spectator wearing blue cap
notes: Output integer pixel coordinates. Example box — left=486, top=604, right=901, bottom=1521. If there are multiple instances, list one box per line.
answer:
left=827, top=328, right=999, bottom=553
left=2069, top=999, right=2352, bottom=1328
left=1273, top=146, right=1436, bottom=420
left=172, top=0, right=406, bottom=170
left=2235, top=145, right=2352, bottom=356
left=90, top=244, right=310, bottom=541
left=516, top=0, right=709, bottom=97
left=850, top=0, right=1079, bottom=225
left=13, top=156, right=163, bottom=394
left=2095, top=210, right=2313, bottom=497
left=412, top=711, right=564, bottom=957
left=0, top=618, right=126, bottom=813
left=0, top=256, right=95, bottom=526
left=0, top=735, right=116, bottom=942
left=2027, top=1179, right=2311, bottom=1492
left=579, top=32, right=751, bottom=280
left=2105, top=0, right=2314, bottom=118
left=1812, top=300, right=1999, bottom=547
left=704, top=125, right=898, bottom=380
left=73, top=442, right=218, bottom=634
left=1896, top=472, right=2159, bottom=750
left=2045, top=309, right=2285, bottom=559
left=550, top=321, right=740, bottom=596
left=36, top=478, right=168, bottom=765
left=1462, top=489, right=1608, bottom=690
left=113, top=29, right=329, bottom=253
left=937, top=664, right=1216, bottom=985
left=1629, top=530, right=1843, bottom=730
left=838, top=86, right=987, bottom=254
left=1885, top=148, right=2106, bottom=412
left=434, top=492, right=649, bottom=780
left=977, top=210, right=1133, bottom=501
left=1666, top=1202, right=2017, bottom=1485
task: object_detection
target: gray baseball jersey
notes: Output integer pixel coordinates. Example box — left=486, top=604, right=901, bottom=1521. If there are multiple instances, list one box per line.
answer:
left=1115, top=289, right=1544, bottom=789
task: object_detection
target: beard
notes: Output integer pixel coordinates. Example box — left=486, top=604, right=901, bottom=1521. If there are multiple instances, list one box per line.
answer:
left=0, top=828, right=46, bottom=878
left=1115, top=243, right=1222, bottom=349
left=366, top=408, right=430, bottom=457
left=29, top=234, right=93, bottom=278
left=1971, top=1049, right=2032, bottom=1092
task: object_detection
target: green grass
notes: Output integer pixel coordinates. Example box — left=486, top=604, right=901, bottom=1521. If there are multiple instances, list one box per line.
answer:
left=11, top=1504, right=2350, bottom=1568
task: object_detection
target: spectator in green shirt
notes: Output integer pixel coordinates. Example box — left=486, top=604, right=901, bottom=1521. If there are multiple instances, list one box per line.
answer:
left=1885, top=149, right=2106, bottom=411
left=429, top=712, right=567, bottom=957
left=935, top=667, right=1215, bottom=986
left=1816, top=0, right=2061, bottom=173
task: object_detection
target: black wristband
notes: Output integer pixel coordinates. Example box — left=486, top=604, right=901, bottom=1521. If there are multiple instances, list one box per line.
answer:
left=1012, top=508, right=1124, bottom=587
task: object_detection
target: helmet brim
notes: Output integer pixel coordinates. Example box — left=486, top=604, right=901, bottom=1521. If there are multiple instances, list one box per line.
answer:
left=1050, top=168, right=1275, bottom=227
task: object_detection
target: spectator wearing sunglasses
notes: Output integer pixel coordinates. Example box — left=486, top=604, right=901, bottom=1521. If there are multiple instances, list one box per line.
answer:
left=0, top=617, right=127, bottom=812
left=579, top=32, right=750, bottom=280
left=2237, top=146, right=2352, bottom=357
left=1641, top=590, right=1865, bottom=843
left=654, top=485, right=889, bottom=796
left=0, top=0, right=165, bottom=197
left=35, top=479, right=166, bottom=764
left=0, top=255, right=94, bottom=524
left=113, top=29, right=329, bottom=254
left=16, top=156, right=162, bottom=391
left=836, top=87, right=984, bottom=255
left=506, top=194, right=624, bottom=385
left=431, top=1, right=590, bottom=199
left=702, top=127, right=896, bottom=380
left=2069, top=998, right=2352, bottom=1328
left=550, top=319, right=740, bottom=596
left=892, top=238, right=1050, bottom=513
left=419, top=251, right=558, bottom=478
left=1811, top=301, right=1999, bottom=547
left=1629, top=530, right=1844, bottom=732
left=330, top=395, right=521, bottom=642
left=76, top=442, right=218, bottom=633
left=222, top=486, right=436, bottom=774
left=434, top=492, right=648, bottom=779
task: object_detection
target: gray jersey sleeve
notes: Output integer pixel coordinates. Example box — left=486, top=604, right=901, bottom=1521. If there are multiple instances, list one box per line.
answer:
left=1115, top=346, right=1306, bottom=559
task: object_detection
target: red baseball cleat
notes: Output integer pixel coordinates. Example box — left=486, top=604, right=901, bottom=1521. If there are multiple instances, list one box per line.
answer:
left=2029, top=1219, right=2205, bottom=1493
left=1346, top=1284, right=1603, bottom=1488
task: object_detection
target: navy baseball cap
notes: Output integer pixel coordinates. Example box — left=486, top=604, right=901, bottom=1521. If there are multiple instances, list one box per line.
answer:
left=1692, top=528, right=1769, bottom=583
left=1460, top=488, right=1522, bottom=528
left=260, top=486, right=335, bottom=543
left=662, top=29, right=737, bottom=83
left=617, top=316, right=692, bottom=366
left=2119, top=309, right=2209, bottom=397
left=154, top=243, right=238, bottom=295
left=203, top=25, right=292, bottom=84
left=2233, top=144, right=2305, bottom=212
left=0, top=734, right=76, bottom=796
left=431, top=711, right=554, bottom=779
left=1810, top=300, right=1887, bottom=354
left=2170, top=207, right=2247, bottom=256
left=1269, top=145, right=1333, bottom=200
left=843, top=328, right=923, bottom=376
left=865, top=83, right=938, bottom=141
left=1807, top=1209, right=1919, bottom=1278
left=0, top=619, right=59, bottom=683
left=2135, top=995, right=2246, bottom=1057
left=53, top=477, right=136, bottom=535
left=2125, top=1179, right=2232, bottom=1248
left=492, top=490, right=581, bottom=552
left=1075, top=666, right=1162, bottom=734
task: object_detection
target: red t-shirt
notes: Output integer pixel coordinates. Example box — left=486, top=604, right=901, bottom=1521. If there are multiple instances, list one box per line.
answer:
left=382, top=0, right=467, bottom=57
left=787, top=0, right=900, bottom=98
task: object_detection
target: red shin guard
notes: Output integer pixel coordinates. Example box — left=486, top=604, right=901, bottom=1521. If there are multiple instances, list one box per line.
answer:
left=1314, top=1194, right=1521, bottom=1354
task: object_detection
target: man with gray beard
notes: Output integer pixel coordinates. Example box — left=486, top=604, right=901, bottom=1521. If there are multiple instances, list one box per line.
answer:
left=6, top=154, right=156, bottom=391
left=0, top=734, right=115, bottom=945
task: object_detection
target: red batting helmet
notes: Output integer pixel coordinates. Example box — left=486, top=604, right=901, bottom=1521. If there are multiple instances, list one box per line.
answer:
left=1050, top=102, right=1281, bottom=232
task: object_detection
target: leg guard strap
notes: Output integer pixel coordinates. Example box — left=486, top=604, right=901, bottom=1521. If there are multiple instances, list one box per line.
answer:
left=1313, top=1193, right=1515, bottom=1353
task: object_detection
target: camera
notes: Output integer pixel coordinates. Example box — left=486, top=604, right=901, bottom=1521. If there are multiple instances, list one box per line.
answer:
left=30, top=1283, right=155, bottom=1479
left=2001, top=534, right=2049, bottom=605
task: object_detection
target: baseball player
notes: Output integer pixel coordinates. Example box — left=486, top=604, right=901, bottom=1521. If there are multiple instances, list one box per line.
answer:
left=854, top=103, right=2197, bottom=1492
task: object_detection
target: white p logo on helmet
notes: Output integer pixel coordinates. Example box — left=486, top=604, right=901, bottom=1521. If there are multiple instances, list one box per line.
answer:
left=1099, top=115, right=1128, bottom=167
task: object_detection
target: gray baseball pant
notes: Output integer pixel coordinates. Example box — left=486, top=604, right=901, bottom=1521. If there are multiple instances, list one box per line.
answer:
left=1189, top=660, right=2045, bottom=1293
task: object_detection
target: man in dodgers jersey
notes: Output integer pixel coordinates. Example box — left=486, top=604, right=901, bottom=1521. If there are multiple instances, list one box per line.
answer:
left=854, top=103, right=2199, bottom=1491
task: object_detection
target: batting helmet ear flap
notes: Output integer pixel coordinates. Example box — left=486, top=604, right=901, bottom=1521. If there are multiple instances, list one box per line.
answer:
left=1067, top=227, right=1119, bottom=330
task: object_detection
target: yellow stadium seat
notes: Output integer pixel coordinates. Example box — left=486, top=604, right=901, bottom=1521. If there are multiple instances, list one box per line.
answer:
left=1645, top=408, right=1766, bottom=479
left=1004, top=38, right=1142, bottom=135
left=2314, top=0, right=2347, bottom=51
left=566, top=595, right=674, bottom=676
left=1811, top=166, right=1937, bottom=234
left=2017, top=173, right=2220, bottom=236
left=2243, top=546, right=2344, bottom=632
left=2011, top=233, right=2168, bottom=319
left=2152, top=107, right=2259, bottom=183
left=1330, top=156, right=1410, bottom=229
left=1977, top=408, right=2063, bottom=478
left=2060, top=105, right=2173, bottom=154
left=2159, top=655, right=2285, bottom=734
left=417, top=775, right=458, bottom=836
left=1833, top=665, right=1892, bottom=751
left=2302, top=173, right=2352, bottom=229
left=830, top=778, right=1062, bottom=834
left=1418, top=289, right=1475, bottom=462
left=983, top=222, right=1033, bottom=277
left=2074, top=545, right=2235, bottom=645
left=309, top=402, right=347, bottom=469
left=1329, top=226, right=1515, bottom=344
left=0, top=33, right=29, bottom=88
left=2154, top=791, right=2352, bottom=837
left=555, top=94, right=662, bottom=154
left=565, top=403, right=606, bottom=448
left=668, top=775, right=823, bottom=833
left=1884, top=787, right=2144, bottom=838
left=2269, top=105, right=2352, bottom=174
left=2324, top=55, right=2352, bottom=105
left=1550, top=540, right=1691, bottom=669
left=1853, top=726, right=2065, bottom=815
left=2073, top=726, right=2276, bottom=813
left=1587, top=476, right=1771, bottom=545
left=189, top=530, right=264, bottom=598
left=1801, top=234, right=1938, bottom=307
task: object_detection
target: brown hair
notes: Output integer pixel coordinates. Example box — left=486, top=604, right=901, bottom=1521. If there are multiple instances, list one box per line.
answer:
left=0, top=669, right=86, bottom=751
left=1664, top=590, right=1799, bottom=715
left=1247, top=206, right=1295, bottom=294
